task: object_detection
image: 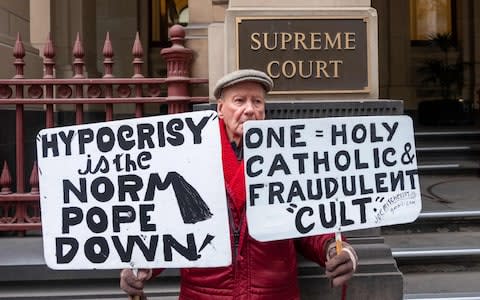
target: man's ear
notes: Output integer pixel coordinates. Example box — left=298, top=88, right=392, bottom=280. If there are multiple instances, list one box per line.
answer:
left=217, top=100, right=224, bottom=118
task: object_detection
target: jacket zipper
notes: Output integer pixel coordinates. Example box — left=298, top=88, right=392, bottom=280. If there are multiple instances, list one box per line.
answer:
left=227, top=192, right=246, bottom=297
left=227, top=198, right=241, bottom=262
left=233, top=227, right=240, bottom=261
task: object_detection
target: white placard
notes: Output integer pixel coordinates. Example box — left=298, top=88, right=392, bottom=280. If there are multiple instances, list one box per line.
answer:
left=36, top=111, right=231, bottom=269
left=244, top=116, right=421, bottom=241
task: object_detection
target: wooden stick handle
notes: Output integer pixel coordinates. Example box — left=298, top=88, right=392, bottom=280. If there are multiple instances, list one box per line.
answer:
left=335, top=232, right=347, bottom=300
left=130, top=269, right=141, bottom=300
left=335, top=232, right=343, bottom=254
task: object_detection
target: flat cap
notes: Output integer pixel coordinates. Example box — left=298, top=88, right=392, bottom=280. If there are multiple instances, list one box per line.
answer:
left=213, top=69, right=274, bottom=99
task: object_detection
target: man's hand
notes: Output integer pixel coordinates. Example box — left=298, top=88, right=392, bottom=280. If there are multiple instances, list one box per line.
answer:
left=120, top=268, right=152, bottom=299
left=325, top=242, right=357, bottom=287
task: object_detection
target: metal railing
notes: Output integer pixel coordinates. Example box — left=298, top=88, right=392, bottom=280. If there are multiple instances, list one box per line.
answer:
left=0, top=25, right=208, bottom=233
left=419, top=210, right=480, bottom=219
left=392, top=248, right=480, bottom=258
left=405, top=293, right=480, bottom=300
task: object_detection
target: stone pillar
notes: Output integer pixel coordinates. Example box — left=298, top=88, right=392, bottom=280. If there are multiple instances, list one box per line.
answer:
left=95, top=0, right=138, bottom=77
left=458, top=0, right=475, bottom=107
left=473, top=0, right=480, bottom=106
left=0, top=0, right=42, bottom=79
left=51, top=0, right=98, bottom=78
left=187, top=0, right=226, bottom=97
left=30, top=0, right=51, bottom=56
left=207, top=22, right=225, bottom=102
left=385, top=1, right=414, bottom=110
left=372, top=0, right=390, bottom=99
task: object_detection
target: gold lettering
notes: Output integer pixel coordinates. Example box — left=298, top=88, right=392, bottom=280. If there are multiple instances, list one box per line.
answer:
left=249, top=31, right=358, bottom=50
left=250, top=33, right=261, bottom=50
left=282, top=61, right=296, bottom=78
left=344, top=32, right=356, bottom=50
left=298, top=61, right=313, bottom=78
left=294, top=32, right=308, bottom=50
left=280, top=32, right=292, bottom=50
left=264, top=33, right=278, bottom=50
left=325, top=32, right=342, bottom=49
left=266, top=61, right=281, bottom=78
left=315, top=61, right=329, bottom=78
left=266, top=60, right=342, bottom=79
left=330, top=60, right=343, bottom=78
left=310, top=33, right=322, bottom=50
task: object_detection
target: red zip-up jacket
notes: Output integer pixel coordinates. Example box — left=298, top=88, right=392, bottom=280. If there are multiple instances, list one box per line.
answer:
left=177, top=208, right=334, bottom=299
left=153, top=120, right=335, bottom=299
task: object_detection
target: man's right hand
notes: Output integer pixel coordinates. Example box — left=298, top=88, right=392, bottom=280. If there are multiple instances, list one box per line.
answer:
left=120, top=268, right=152, bottom=299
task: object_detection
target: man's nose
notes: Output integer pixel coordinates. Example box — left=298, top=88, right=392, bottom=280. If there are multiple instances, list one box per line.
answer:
left=244, top=100, right=255, bottom=114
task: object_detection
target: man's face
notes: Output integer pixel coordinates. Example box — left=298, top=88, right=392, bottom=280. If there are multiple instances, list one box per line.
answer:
left=217, top=81, right=266, bottom=145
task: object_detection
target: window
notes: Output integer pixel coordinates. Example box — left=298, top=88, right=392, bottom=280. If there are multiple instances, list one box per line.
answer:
left=150, top=0, right=188, bottom=47
left=410, top=0, right=454, bottom=41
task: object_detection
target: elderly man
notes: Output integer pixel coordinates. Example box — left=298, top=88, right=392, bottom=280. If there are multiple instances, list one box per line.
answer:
left=120, top=69, right=357, bottom=299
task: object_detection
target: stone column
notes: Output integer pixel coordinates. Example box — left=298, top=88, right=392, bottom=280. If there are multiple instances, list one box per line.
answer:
left=187, top=0, right=227, bottom=96
left=0, top=0, right=42, bottom=79
left=385, top=1, right=414, bottom=110
left=50, top=0, right=98, bottom=78
left=95, top=0, right=138, bottom=77
left=473, top=0, right=480, bottom=105
left=372, top=0, right=390, bottom=99
left=458, top=0, right=475, bottom=107
left=30, top=0, right=51, bottom=57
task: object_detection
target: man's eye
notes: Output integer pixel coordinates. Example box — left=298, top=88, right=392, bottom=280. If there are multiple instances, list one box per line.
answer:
left=254, top=99, right=264, bottom=105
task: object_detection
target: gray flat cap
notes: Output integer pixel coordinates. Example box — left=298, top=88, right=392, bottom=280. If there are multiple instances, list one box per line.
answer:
left=213, top=69, right=274, bottom=99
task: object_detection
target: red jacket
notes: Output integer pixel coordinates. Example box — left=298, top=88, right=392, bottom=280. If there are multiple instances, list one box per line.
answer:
left=154, top=120, right=335, bottom=299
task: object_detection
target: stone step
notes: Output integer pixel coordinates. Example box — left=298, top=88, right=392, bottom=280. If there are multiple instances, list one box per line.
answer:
left=417, top=175, right=480, bottom=213
left=402, top=271, right=480, bottom=297
left=0, top=278, right=180, bottom=300
left=383, top=231, right=480, bottom=268
left=416, top=146, right=480, bottom=161
left=418, top=160, right=480, bottom=174
left=382, top=211, right=480, bottom=235
left=405, top=292, right=480, bottom=300
left=415, top=130, right=480, bottom=140
left=413, top=129, right=480, bottom=175
left=384, top=231, right=480, bottom=251
left=415, top=144, right=480, bottom=151
left=384, top=230, right=480, bottom=298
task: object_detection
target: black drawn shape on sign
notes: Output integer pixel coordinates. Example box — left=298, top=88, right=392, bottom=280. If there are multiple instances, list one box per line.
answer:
left=168, top=172, right=213, bottom=224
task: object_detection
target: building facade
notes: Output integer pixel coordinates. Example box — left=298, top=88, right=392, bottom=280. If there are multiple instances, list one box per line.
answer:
left=0, top=0, right=479, bottom=115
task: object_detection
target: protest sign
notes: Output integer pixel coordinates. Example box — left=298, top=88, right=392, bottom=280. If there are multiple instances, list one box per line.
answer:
left=244, top=115, right=421, bottom=241
left=36, top=111, right=231, bottom=269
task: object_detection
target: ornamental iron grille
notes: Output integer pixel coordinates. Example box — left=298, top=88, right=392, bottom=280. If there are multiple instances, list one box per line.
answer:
left=0, top=25, right=208, bottom=234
